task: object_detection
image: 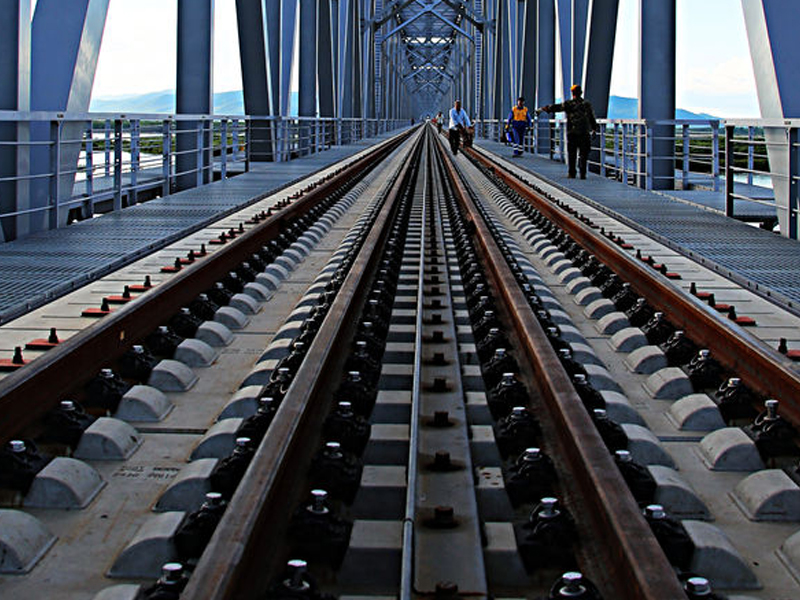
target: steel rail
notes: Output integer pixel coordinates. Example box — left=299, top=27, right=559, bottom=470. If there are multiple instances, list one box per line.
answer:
left=441, top=143, right=686, bottom=599
left=466, top=148, right=800, bottom=431
left=182, top=131, right=425, bottom=600
left=0, top=131, right=412, bottom=446
left=400, top=129, right=428, bottom=600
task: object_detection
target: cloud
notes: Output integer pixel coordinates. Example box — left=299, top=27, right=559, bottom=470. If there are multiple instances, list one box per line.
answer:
left=682, top=56, right=756, bottom=97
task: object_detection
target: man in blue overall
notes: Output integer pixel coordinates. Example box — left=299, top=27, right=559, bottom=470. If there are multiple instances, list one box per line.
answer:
left=448, top=99, right=471, bottom=155
left=507, top=97, right=532, bottom=157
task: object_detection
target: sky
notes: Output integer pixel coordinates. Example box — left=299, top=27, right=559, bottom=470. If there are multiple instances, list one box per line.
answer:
left=89, top=0, right=761, bottom=118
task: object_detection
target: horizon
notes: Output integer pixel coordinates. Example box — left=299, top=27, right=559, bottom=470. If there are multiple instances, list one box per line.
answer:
left=87, top=0, right=761, bottom=119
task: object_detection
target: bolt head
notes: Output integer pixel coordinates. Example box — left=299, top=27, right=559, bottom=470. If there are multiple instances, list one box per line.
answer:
left=161, top=562, right=184, bottom=582
left=685, top=576, right=711, bottom=596
left=645, top=504, right=666, bottom=519
left=523, top=448, right=541, bottom=461
left=615, top=449, right=632, bottom=462
left=9, top=440, right=26, bottom=453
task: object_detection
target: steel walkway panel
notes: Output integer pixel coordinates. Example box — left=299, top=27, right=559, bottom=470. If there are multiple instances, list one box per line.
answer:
left=475, top=140, right=800, bottom=309
left=0, top=133, right=401, bottom=324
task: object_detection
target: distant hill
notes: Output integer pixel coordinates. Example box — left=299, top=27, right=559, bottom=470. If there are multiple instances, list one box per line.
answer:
left=607, top=95, right=718, bottom=120
left=90, top=91, right=717, bottom=121
left=90, top=90, right=297, bottom=116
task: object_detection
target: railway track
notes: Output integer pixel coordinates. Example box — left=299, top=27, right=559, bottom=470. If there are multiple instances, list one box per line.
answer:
left=1, top=125, right=800, bottom=598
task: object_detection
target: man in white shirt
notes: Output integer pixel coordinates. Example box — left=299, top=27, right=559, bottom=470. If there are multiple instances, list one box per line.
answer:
left=448, top=100, right=471, bottom=155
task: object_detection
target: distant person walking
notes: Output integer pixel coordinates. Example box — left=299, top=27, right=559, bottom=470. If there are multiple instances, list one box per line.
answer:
left=538, top=84, right=598, bottom=179
left=448, top=100, right=471, bottom=155
left=435, top=111, right=444, bottom=134
left=506, top=97, right=532, bottom=157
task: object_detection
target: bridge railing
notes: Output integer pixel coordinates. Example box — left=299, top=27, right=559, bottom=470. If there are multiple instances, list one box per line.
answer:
left=0, top=111, right=407, bottom=242
left=474, top=116, right=800, bottom=239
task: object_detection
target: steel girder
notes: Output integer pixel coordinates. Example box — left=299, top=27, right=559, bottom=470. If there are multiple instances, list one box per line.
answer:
left=176, top=0, right=214, bottom=189
left=0, top=0, right=31, bottom=242
left=638, top=0, right=676, bottom=190
left=741, top=0, right=800, bottom=236
left=29, top=0, right=109, bottom=234
left=583, top=0, right=618, bottom=119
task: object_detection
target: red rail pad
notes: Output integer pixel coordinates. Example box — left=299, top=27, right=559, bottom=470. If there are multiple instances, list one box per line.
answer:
left=787, top=350, right=800, bottom=361
left=128, top=284, right=152, bottom=293
left=160, top=265, right=182, bottom=273
left=81, top=308, right=112, bottom=317
left=0, top=359, right=28, bottom=371
left=25, top=339, right=59, bottom=350
left=666, top=272, right=682, bottom=280
left=105, top=295, right=134, bottom=304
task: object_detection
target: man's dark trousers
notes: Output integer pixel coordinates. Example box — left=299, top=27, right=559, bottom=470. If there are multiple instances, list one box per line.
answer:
left=568, top=133, right=591, bottom=178
left=449, top=128, right=461, bottom=154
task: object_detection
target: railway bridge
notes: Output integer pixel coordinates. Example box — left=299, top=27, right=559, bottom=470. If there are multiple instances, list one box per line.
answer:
left=2, top=2, right=800, bottom=599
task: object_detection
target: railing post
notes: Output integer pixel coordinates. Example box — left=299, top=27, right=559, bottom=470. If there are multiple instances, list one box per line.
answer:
left=195, top=121, right=204, bottom=188
left=682, top=123, right=689, bottom=188
left=162, top=120, right=171, bottom=197
left=104, top=119, right=111, bottom=178
left=245, top=119, right=252, bottom=171
left=725, top=124, right=735, bottom=218
left=645, top=123, right=654, bottom=191
left=789, top=126, right=799, bottom=239
left=130, top=118, right=140, bottom=204
left=113, top=119, right=123, bottom=212
left=621, top=124, right=628, bottom=184
left=712, top=120, right=720, bottom=192
left=747, top=126, right=754, bottom=186
left=84, top=125, right=94, bottom=218
left=599, top=125, right=606, bottom=178
left=221, top=119, right=228, bottom=179
left=48, top=120, right=61, bottom=230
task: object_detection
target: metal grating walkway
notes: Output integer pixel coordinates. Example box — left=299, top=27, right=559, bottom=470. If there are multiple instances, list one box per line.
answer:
left=0, top=132, right=403, bottom=324
left=475, top=139, right=800, bottom=310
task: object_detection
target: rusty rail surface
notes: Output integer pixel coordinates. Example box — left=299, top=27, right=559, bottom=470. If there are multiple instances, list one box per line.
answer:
left=182, top=130, right=424, bottom=600
left=441, top=144, right=686, bottom=599
left=466, top=146, right=800, bottom=430
left=0, top=131, right=412, bottom=445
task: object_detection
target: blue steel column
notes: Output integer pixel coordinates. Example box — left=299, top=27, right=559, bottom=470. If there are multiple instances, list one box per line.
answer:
left=361, top=0, right=376, bottom=120
left=339, top=0, right=355, bottom=120
left=351, top=0, right=363, bottom=119
left=493, top=0, right=511, bottom=120
left=266, top=0, right=282, bottom=116
left=0, top=0, right=31, bottom=242
left=521, top=0, right=537, bottom=107
left=235, top=0, right=274, bottom=161
left=537, top=0, right=555, bottom=154
left=279, top=0, right=297, bottom=118
left=299, top=0, right=317, bottom=153
left=30, top=0, right=109, bottom=234
left=176, top=0, right=214, bottom=190
left=318, top=0, right=335, bottom=140
left=583, top=0, right=618, bottom=118
left=557, top=0, right=571, bottom=99
left=572, top=0, right=588, bottom=86
left=741, top=0, right=800, bottom=236
left=638, top=0, right=675, bottom=190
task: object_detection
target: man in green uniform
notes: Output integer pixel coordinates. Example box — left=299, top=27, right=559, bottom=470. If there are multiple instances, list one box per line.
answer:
left=538, top=84, right=598, bottom=179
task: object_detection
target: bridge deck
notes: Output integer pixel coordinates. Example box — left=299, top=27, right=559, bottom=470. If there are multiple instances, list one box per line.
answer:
left=474, top=139, right=800, bottom=310
left=0, top=132, right=400, bottom=324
